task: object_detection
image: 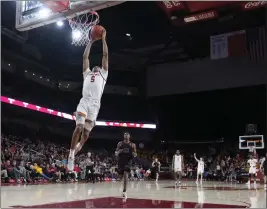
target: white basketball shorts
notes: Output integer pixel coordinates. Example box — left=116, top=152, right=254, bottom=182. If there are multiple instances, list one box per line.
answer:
left=249, top=167, right=257, bottom=174
left=174, top=166, right=182, bottom=172
left=76, top=97, right=100, bottom=125
left=197, top=169, right=204, bottom=174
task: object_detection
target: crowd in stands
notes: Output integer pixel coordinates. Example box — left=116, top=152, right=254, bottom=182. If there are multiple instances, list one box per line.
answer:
left=1, top=131, right=259, bottom=185
left=1, top=133, right=152, bottom=184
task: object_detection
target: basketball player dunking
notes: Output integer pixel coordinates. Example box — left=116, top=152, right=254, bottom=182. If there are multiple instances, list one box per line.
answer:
left=246, top=153, right=258, bottom=185
left=260, top=152, right=267, bottom=190
left=194, top=153, right=204, bottom=183
left=67, top=30, right=108, bottom=171
left=152, top=158, right=161, bottom=181
left=172, top=150, right=184, bottom=186
left=115, top=132, right=137, bottom=199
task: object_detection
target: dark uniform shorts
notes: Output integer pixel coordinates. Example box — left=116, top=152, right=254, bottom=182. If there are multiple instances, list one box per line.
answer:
left=118, top=158, right=132, bottom=175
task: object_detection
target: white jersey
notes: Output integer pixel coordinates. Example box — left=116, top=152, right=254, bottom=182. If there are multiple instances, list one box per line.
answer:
left=173, top=155, right=183, bottom=171
left=197, top=160, right=204, bottom=173
left=247, top=159, right=257, bottom=167
left=82, top=68, right=108, bottom=100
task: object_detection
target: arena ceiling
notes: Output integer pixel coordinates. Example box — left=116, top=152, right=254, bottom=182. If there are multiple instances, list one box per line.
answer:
left=2, top=1, right=266, bottom=78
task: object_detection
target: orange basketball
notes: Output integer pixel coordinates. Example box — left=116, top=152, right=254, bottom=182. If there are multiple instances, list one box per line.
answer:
left=90, top=25, right=104, bottom=41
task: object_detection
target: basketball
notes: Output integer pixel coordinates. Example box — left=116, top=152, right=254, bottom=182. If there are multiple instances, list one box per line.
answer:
left=90, top=25, right=104, bottom=41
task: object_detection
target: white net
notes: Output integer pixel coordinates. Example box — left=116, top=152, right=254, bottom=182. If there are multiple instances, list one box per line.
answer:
left=68, top=11, right=99, bottom=46
left=249, top=146, right=255, bottom=152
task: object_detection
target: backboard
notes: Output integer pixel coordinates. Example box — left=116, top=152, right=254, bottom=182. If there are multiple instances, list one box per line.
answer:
left=16, top=1, right=124, bottom=31
left=239, top=135, right=264, bottom=150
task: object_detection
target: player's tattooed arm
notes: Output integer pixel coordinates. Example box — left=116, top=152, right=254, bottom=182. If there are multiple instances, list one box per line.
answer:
left=102, top=29, right=108, bottom=71
left=115, top=142, right=122, bottom=156
left=132, top=143, right=137, bottom=157
left=83, top=40, right=94, bottom=72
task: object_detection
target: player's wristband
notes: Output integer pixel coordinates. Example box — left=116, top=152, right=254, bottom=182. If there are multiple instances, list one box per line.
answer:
left=133, top=152, right=137, bottom=157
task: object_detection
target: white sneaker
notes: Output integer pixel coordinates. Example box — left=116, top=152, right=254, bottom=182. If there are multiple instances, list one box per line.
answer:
left=122, top=192, right=127, bottom=199
left=246, top=181, right=250, bottom=185
left=264, top=184, right=266, bottom=190
left=67, top=156, right=75, bottom=171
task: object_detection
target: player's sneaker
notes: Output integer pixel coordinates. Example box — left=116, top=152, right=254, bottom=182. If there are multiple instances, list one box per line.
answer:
left=67, top=156, right=75, bottom=171
left=264, top=184, right=266, bottom=190
left=246, top=181, right=250, bottom=185
left=122, top=192, right=127, bottom=199
left=175, top=181, right=178, bottom=187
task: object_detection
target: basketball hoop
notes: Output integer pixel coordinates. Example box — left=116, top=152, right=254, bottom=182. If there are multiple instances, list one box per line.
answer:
left=68, top=11, right=99, bottom=46
left=249, top=146, right=255, bottom=153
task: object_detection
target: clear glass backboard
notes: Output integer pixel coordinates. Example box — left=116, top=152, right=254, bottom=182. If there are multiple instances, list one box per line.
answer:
left=16, top=1, right=124, bottom=31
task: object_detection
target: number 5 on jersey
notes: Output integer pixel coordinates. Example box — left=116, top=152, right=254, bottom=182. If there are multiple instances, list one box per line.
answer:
left=91, top=75, right=95, bottom=82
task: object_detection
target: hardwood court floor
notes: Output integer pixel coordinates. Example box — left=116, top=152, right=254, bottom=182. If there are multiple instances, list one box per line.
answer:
left=1, top=180, right=266, bottom=208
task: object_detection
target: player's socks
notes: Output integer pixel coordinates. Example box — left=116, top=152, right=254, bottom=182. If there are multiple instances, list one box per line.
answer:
left=67, top=149, right=75, bottom=171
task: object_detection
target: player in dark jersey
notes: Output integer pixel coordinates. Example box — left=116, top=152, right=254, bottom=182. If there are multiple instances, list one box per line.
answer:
left=115, top=132, right=137, bottom=199
left=152, top=158, right=161, bottom=182
left=260, top=152, right=267, bottom=190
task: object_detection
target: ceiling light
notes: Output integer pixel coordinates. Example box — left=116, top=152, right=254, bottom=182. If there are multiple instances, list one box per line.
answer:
left=56, top=21, right=64, bottom=27
left=33, top=73, right=35, bottom=75
left=25, top=70, right=27, bottom=72
left=40, top=76, right=42, bottom=78
left=126, top=33, right=131, bottom=37
left=8, top=63, right=11, bottom=66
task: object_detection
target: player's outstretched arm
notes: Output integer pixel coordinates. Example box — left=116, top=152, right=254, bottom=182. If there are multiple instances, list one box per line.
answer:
left=101, top=30, right=108, bottom=71
left=194, top=153, right=199, bottom=162
left=83, top=40, right=94, bottom=72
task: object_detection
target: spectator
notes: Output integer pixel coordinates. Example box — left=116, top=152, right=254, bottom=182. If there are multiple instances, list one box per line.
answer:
left=18, top=161, right=29, bottom=182
left=73, top=164, right=81, bottom=181
left=4, top=160, right=21, bottom=183
left=1, top=160, right=8, bottom=182
left=50, top=163, right=62, bottom=182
